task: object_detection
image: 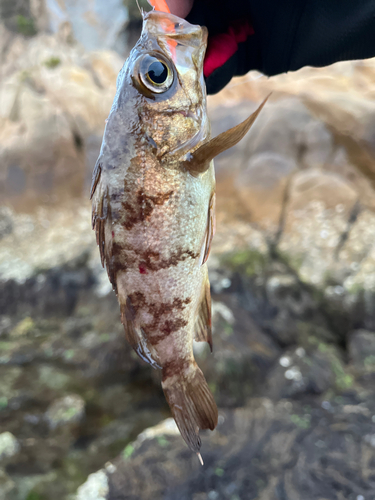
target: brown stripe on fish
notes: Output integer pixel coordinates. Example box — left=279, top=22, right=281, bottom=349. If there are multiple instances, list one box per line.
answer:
left=162, top=358, right=190, bottom=380
left=148, top=317, right=188, bottom=346
left=125, top=295, right=192, bottom=346
left=126, top=294, right=191, bottom=319
left=126, top=292, right=147, bottom=313
left=121, top=188, right=174, bottom=230
left=146, top=297, right=192, bottom=322
left=139, top=248, right=199, bottom=272
left=161, top=318, right=188, bottom=334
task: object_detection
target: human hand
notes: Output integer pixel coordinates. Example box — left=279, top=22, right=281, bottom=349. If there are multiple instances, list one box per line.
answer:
left=165, top=0, right=194, bottom=18
left=166, top=0, right=255, bottom=94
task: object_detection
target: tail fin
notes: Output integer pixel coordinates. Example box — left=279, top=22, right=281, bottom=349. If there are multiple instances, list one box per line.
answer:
left=162, top=363, right=218, bottom=452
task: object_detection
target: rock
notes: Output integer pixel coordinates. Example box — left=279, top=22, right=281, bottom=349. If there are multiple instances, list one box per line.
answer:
left=45, top=394, right=85, bottom=430
left=278, top=169, right=358, bottom=287
left=0, top=0, right=38, bottom=36
left=0, top=468, right=18, bottom=500
left=234, top=152, right=297, bottom=231
left=0, top=432, right=20, bottom=461
left=349, top=329, right=375, bottom=373
left=0, top=207, right=13, bottom=239
left=0, top=205, right=97, bottom=317
left=2, top=21, right=375, bottom=500
left=76, top=470, right=109, bottom=500
left=77, top=391, right=375, bottom=500
left=194, top=295, right=281, bottom=406
left=46, top=0, right=129, bottom=55
left=265, top=345, right=351, bottom=399
left=0, top=34, right=122, bottom=211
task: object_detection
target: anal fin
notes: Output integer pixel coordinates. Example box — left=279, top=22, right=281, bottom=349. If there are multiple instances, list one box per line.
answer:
left=194, top=275, right=212, bottom=351
left=120, top=300, right=161, bottom=369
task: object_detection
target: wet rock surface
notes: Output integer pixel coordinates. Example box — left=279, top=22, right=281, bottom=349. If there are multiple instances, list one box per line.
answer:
left=89, top=390, right=375, bottom=500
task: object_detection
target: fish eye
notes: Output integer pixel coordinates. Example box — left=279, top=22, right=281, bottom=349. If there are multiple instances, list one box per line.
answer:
left=147, top=61, right=168, bottom=85
left=138, top=54, right=174, bottom=94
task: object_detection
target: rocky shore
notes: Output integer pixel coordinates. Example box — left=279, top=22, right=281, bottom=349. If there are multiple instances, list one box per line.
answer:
left=1, top=2, right=375, bottom=498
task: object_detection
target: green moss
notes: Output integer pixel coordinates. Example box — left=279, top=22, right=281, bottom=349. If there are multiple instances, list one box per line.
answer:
left=297, top=322, right=336, bottom=346
left=364, top=355, right=375, bottom=369
left=330, top=354, right=353, bottom=390
left=43, top=56, right=61, bottom=69
left=344, top=282, right=364, bottom=296
left=208, top=382, right=217, bottom=395
left=156, top=435, right=168, bottom=447
left=318, top=342, right=329, bottom=353
left=11, top=317, right=36, bottom=337
left=123, top=444, right=134, bottom=459
left=223, top=323, right=234, bottom=337
left=26, top=492, right=45, bottom=500
left=277, top=250, right=304, bottom=272
left=99, top=333, right=111, bottom=342
left=0, top=397, right=8, bottom=410
left=318, top=344, right=354, bottom=391
left=222, top=249, right=269, bottom=277
left=63, top=407, right=80, bottom=419
left=290, top=414, right=311, bottom=429
left=0, top=341, right=15, bottom=351
left=215, top=467, right=224, bottom=477
left=63, top=349, right=75, bottom=360
left=16, top=15, right=37, bottom=36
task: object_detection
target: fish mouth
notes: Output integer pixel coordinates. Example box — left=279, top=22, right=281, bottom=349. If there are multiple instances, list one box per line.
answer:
left=142, top=11, right=206, bottom=48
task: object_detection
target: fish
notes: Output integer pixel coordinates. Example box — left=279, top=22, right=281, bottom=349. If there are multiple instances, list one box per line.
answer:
left=90, top=7, right=268, bottom=455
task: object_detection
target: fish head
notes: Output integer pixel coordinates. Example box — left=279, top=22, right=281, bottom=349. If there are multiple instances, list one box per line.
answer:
left=103, top=10, right=209, bottom=164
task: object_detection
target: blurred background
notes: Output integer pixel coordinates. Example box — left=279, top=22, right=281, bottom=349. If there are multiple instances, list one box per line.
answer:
left=1, top=1, right=375, bottom=499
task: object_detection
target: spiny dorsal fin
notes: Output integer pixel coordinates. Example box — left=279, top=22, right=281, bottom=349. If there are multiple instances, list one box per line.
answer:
left=194, top=274, right=212, bottom=351
left=183, top=95, right=270, bottom=175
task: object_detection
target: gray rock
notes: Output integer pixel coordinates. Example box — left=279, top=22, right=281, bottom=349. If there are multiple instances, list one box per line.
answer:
left=46, top=0, right=129, bottom=54
left=45, top=394, right=85, bottom=430
left=349, top=329, right=375, bottom=373
left=0, top=432, right=20, bottom=461
left=0, top=468, right=18, bottom=499
left=76, top=470, right=109, bottom=500
left=78, top=392, right=375, bottom=500
left=265, top=347, right=340, bottom=399
left=194, top=295, right=280, bottom=406
left=234, top=152, right=298, bottom=231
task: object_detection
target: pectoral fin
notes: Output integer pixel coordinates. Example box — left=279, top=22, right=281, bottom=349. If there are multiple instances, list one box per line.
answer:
left=183, top=95, right=270, bottom=175
left=121, top=299, right=161, bottom=369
